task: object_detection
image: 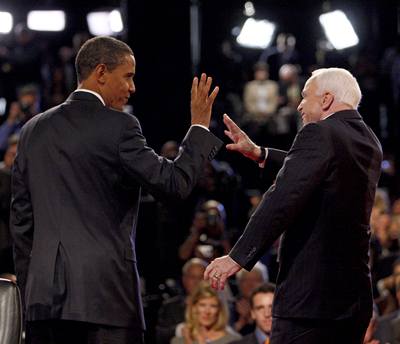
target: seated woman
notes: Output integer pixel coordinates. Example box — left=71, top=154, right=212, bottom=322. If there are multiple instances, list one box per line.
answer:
left=171, top=281, right=240, bottom=344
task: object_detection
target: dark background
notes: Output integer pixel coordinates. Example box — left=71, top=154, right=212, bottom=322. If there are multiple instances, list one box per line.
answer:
left=1, top=1, right=400, bottom=340
left=0, top=0, right=398, bottom=149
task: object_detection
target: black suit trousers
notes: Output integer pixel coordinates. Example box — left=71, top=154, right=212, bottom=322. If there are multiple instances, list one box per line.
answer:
left=26, top=320, right=145, bottom=344
left=270, top=312, right=370, bottom=344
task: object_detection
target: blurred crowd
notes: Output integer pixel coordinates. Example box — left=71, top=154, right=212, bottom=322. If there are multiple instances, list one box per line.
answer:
left=0, top=24, right=400, bottom=344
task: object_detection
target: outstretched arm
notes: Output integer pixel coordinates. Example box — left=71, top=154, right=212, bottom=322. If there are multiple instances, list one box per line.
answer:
left=223, top=114, right=263, bottom=162
left=224, top=114, right=287, bottom=169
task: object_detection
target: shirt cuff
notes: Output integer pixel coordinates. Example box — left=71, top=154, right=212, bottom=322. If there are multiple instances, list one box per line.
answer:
left=258, top=148, right=269, bottom=168
left=191, top=124, right=209, bottom=132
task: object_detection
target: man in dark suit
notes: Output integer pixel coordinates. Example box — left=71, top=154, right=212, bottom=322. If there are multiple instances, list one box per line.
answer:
left=10, top=36, right=223, bottom=344
left=232, top=282, right=275, bottom=344
left=205, top=68, right=382, bottom=343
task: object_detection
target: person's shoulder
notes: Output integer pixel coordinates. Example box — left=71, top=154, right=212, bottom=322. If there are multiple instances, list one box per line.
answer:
left=297, top=122, right=326, bottom=137
left=161, top=294, right=185, bottom=308
left=106, top=108, right=141, bottom=126
left=170, top=335, right=183, bottom=344
left=378, top=310, right=399, bottom=324
left=21, top=106, right=55, bottom=132
left=228, top=332, right=254, bottom=344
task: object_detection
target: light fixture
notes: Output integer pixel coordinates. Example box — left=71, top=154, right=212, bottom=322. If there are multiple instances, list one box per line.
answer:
left=0, top=98, right=6, bottom=116
left=319, top=10, right=359, bottom=50
left=0, top=12, right=13, bottom=34
left=243, top=2, right=255, bottom=17
left=27, top=10, right=66, bottom=32
left=236, top=18, right=275, bottom=49
left=86, top=9, right=123, bottom=36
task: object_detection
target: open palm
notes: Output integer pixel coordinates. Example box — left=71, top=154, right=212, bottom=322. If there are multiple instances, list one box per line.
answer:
left=223, top=114, right=258, bottom=160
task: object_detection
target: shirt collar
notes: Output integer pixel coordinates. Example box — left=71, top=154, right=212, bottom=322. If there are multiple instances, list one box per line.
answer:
left=74, top=89, right=105, bottom=106
left=255, top=326, right=269, bottom=344
left=321, top=112, right=334, bottom=120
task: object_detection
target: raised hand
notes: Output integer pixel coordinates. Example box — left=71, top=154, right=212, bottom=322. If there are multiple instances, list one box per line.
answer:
left=191, top=73, right=219, bottom=128
left=223, top=114, right=263, bottom=162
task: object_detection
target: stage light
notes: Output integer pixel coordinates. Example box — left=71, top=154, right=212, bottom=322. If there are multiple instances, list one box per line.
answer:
left=87, top=9, right=123, bottom=36
left=0, top=98, right=6, bottom=116
left=236, top=18, right=275, bottom=49
left=0, top=12, right=13, bottom=34
left=319, top=10, right=359, bottom=50
left=27, top=10, right=66, bottom=32
left=244, top=2, right=255, bottom=17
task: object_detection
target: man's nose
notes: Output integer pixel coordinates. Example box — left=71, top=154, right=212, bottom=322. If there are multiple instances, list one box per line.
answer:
left=129, top=81, right=136, bottom=94
left=297, top=101, right=302, bottom=112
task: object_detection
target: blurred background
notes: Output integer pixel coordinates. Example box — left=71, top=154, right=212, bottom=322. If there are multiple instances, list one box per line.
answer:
left=0, top=0, right=400, bottom=342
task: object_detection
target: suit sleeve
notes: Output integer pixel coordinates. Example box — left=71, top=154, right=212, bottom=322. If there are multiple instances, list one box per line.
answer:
left=118, top=115, right=223, bottom=200
left=230, top=123, right=331, bottom=270
left=10, top=128, right=34, bottom=299
left=260, top=148, right=287, bottom=183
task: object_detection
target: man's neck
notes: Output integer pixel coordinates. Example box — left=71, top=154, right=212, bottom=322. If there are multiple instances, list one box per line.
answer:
left=321, top=103, right=354, bottom=120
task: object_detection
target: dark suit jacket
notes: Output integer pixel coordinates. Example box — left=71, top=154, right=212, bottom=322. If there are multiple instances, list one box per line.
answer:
left=0, top=168, right=14, bottom=274
left=10, top=91, right=223, bottom=329
left=230, top=110, right=382, bottom=320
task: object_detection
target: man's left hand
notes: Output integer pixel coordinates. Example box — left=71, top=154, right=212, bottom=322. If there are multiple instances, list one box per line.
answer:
left=204, top=255, right=241, bottom=290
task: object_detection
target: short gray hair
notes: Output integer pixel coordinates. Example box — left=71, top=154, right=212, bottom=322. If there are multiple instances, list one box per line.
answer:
left=182, top=258, right=208, bottom=275
left=309, top=68, right=362, bottom=109
left=236, top=261, right=269, bottom=282
left=75, top=36, right=133, bottom=83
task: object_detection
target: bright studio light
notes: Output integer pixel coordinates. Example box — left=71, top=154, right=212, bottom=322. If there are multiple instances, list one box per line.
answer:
left=319, top=10, right=359, bottom=50
left=87, top=10, right=123, bottom=36
left=244, top=2, right=256, bottom=17
left=0, top=12, right=13, bottom=34
left=27, top=10, right=66, bottom=32
left=236, top=18, right=275, bottom=49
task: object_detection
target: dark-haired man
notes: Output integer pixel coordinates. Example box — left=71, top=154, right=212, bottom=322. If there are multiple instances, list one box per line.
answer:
left=11, top=36, right=222, bottom=344
left=232, top=283, right=276, bottom=344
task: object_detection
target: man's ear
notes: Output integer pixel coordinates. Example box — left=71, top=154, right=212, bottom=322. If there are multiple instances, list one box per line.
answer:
left=250, top=309, right=256, bottom=321
left=321, top=92, right=334, bottom=111
left=94, top=64, right=107, bottom=85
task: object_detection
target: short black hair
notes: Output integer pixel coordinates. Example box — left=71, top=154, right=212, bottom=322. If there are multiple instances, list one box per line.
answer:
left=249, top=282, right=276, bottom=308
left=253, top=61, right=269, bottom=72
left=75, top=36, right=133, bottom=83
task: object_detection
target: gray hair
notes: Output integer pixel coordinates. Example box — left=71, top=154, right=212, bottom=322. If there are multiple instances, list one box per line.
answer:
left=182, top=258, right=208, bottom=275
left=309, top=68, right=362, bottom=109
left=236, top=261, right=269, bottom=282
left=75, top=36, right=133, bottom=83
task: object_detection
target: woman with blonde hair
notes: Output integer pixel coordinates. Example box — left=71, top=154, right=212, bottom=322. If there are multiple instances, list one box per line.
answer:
left=171, top=281, right=240, bottom=344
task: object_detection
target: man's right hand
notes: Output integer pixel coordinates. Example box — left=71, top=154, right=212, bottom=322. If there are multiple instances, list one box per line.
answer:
left=223, top=113, right=263, bottom=162
left=191, top=73, right=219, bottom=128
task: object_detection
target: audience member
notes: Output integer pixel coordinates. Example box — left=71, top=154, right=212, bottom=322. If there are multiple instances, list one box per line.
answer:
left=0, top=135, right=18, bottom=282
left=156, top=258, right=208, bottom=344
left=232, top=282, right=276, bottom=344
left=376, top=276, right=400, bottom=344
left=0, top=84, right=40, bottom=155
left=171, top=281, right=240, bottom=344
left=179, top=200, right=231, bottom=263
left=363, top=305, right=381, bottom=344
left=241, top=62, right=279, bottom=145
left=232, top=262, right=269, bottom=336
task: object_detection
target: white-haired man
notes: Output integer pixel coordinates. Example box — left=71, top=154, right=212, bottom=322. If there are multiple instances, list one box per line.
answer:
left=205, top=68, right=383, bottom=343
